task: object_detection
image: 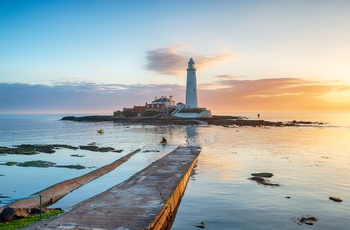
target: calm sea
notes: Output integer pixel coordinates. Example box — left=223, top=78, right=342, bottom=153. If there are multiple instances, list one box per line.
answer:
left=0, top=113, right=349, bottom=229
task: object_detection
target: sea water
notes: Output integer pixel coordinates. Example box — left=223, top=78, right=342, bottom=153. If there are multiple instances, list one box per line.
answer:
left=0, top=113, right=349, bottom=229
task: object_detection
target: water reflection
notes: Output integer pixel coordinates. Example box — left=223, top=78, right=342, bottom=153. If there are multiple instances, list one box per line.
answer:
left=173, top=124, right=350, bottom=230
left=185, top=125, right=198, bottom=145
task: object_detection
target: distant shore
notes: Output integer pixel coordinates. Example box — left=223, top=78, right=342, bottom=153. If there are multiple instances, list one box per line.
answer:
left=61, top=115, right=326, bottom=127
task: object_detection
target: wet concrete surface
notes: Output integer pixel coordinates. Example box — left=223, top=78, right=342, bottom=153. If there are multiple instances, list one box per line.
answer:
left=25, top=146, right=201, bottom=230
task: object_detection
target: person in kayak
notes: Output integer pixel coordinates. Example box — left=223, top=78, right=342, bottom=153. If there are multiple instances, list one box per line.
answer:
left=162, top=137, right=167, bottom=143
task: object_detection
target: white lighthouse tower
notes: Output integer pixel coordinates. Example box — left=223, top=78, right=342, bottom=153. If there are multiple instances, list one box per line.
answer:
left=185, top=58, right=198, bottom=108
left=172, top=58, right=212, bottom=118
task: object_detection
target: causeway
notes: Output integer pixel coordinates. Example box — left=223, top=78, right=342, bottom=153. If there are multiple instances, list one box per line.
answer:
left=26, top=146, right=201, bottom=230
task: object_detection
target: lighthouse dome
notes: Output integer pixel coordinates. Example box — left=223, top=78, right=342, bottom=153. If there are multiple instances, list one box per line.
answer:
left=188, top=58, right=195, bottom=69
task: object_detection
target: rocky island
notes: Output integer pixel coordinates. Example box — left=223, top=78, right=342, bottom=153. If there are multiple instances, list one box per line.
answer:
left=61, top=115, right=326, bottom=127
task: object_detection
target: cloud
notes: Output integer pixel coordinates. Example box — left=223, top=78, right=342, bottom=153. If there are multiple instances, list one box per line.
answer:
left=145, top=47, right=186, bottom=75
left=194, top=54, right=234, bottom=69
left=198, top=78, right=350, bottom=112
left=213, top=75, right=239, bottom=79
left=1, top=78, right=350, bottom=114
left=145, top=46, right=235, bottom=76
left=0, top=82, right=184, bottom=114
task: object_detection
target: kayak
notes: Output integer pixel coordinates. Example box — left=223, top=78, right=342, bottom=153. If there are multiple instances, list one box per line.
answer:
left=160, top=141, right=167, bottom=145
left=97, top=129, right=104, bottom=134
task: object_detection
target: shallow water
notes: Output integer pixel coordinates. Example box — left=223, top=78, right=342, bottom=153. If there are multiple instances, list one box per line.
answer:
left=172, top=118, right=350, bottom=229
left=0, top=113, right=349, bottom=229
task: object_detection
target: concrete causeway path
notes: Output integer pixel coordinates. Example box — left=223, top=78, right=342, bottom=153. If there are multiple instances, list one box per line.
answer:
left=26, top=146, right=201, bottom=230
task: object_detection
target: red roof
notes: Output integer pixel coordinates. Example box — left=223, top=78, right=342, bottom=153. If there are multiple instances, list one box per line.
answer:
left=133, top=106, right=146, bottom=111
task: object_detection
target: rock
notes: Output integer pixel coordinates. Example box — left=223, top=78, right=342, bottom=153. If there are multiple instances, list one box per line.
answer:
left=52, top=144, right=79, bottom=150
left=35, top=145, right=56, bottom=153
left=0, top=195, right=10, bottom=199
left=99, top=147, right=115, bottom=152
left=79, top=145, right=100, bottom=151
left=9, top=145, right=38, bottom=155
left=251, top=172, right=273, bottom=178
left=60, top=116, right=77, bottom=121
left=0, top=207, right=30, bottom=222
left=249, top=176, right=280, bottom=187
left=55, top=164, right=86, bottom=170
left=113, top=149, right=123, bottom=153
left=70, top=154, right=85, bottom=157
left=194, top=221, right=206, bottom=228
left=250, top=176, right=266, bottom=183
left=79, top=145, right=115, bottom=152
left=2, top=144, right=78, bottom=155
left=0, top=146, right=12, bottom=154
left=61, top=115, right=114, bottom=122
left=329, top=197, right=343, bottom=202
left=142, top=150, right=160, bottom=153
left=17, top=160, right=55, bottom=168
left=297, top=215, right=318, bottom=225
left=4, top=160, right=86, bottom=169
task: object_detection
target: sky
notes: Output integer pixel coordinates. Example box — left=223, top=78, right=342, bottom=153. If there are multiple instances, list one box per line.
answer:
left=1, top=0, right=350, bottom=114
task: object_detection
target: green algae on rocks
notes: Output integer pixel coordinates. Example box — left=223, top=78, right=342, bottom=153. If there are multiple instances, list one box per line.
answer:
left=1, top=160, right=86, bottom=170
left=0, top=144, right=78, bottom=155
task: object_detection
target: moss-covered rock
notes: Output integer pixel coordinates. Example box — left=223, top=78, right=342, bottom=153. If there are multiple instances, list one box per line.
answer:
left=17, top=160, right=55, bottom=168
left=2, top=160, right=87, bottom=169
left=4, top=162, right=17, bottom=166
left=52, top=144, right=79, bottom=150
left=0, top=146, right=11, bottom=153
left=0, top=144, right=79, bottom=155
left=79, top=145, right=115, bottom=152
left=55, top=164, right=85, bottom=170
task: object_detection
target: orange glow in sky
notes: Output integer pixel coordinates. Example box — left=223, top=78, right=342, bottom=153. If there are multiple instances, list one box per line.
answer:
left=0, top=1, right=349, bottom=114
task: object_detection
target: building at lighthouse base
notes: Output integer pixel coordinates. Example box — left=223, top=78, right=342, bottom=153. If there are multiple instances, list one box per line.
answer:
left=172, top=104, right=212, bottom=118
left=172, top=109, right=212, bottom=118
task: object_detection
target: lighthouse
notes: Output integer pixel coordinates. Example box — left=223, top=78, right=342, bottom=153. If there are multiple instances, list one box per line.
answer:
left=172, top=58, right=212, bottom=118
left=185, top=58, right=198, bottom=108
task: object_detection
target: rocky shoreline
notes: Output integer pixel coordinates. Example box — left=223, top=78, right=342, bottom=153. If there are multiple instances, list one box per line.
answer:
left=61, top=115, right=326, bottom=127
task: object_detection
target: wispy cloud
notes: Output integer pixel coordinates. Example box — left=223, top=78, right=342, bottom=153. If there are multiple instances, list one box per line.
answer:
left=1, top=78, right=350, bottom=114
left=213, top=75, right=239, bottom=79
left=0, top=82, right=184, bottom=114
left=199, top=78, right=350, bottom=112
left=145, top=46, right=235, bottom=76
left=194, top=54, right=234, bottom=69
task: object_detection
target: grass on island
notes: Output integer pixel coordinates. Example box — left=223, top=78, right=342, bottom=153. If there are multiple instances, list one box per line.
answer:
left=0, top=209, right=64, bottom=230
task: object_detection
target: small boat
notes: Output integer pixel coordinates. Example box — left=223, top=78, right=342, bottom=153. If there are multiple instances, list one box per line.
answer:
left=97, top=129, right=104, bottom=134
left=160, top=141, right=167, bottom=145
